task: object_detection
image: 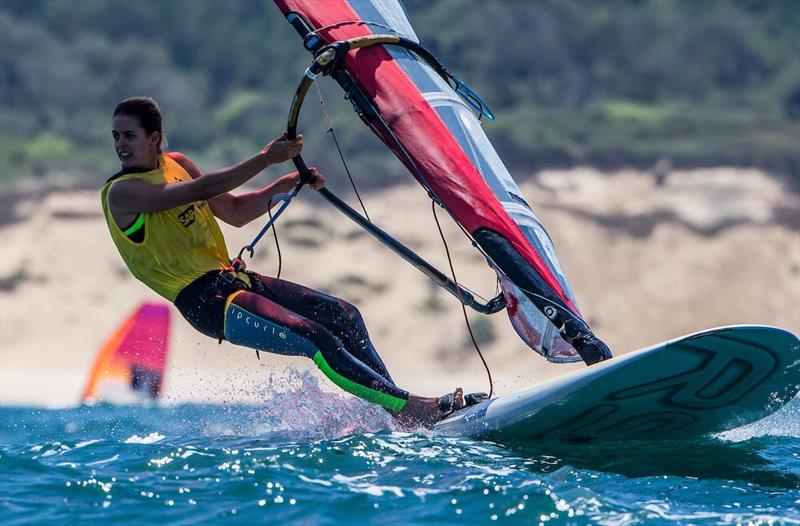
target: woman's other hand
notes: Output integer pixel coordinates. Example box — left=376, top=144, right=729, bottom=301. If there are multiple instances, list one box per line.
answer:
left=261, top=133, right=303, bottom=164
left=306, top=167, right=325, bottom=190
left=276, top=167, right=325, bottom=193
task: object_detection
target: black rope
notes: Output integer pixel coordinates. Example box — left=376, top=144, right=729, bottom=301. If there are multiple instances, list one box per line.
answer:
left=268, top=200, right=283, bottom=279
left=317, top=84, right=371, bottom=221
left=253, top=197, right=284, bottom=362
left=329, top=128, right=371, bottom=221
left=431, top=200, right=494, bottom=398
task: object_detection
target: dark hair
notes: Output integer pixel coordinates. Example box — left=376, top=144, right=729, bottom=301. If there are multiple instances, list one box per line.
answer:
left=113, top=97, right=167, bottom=152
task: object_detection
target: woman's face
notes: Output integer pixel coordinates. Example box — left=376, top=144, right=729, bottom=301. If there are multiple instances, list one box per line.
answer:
left=112, top=114, right=160, bottom=169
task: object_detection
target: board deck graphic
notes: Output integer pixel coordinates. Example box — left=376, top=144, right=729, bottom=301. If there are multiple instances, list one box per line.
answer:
left=435, top=326, right=800, bottom=441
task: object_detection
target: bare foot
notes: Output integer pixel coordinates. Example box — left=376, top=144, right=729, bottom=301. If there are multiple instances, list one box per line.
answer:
left=393, top=388, right=465, bottom=429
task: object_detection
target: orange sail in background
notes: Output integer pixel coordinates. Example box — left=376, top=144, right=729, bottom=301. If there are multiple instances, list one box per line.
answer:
left=82, top=302, right=171, bottom=403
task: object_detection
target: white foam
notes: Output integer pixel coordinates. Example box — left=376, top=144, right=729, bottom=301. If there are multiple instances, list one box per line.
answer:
left=718, top=398, right=800, bottom=442
left=248, top=369, right=395, bottom=438
left=124, top=432, right=165, bottom=444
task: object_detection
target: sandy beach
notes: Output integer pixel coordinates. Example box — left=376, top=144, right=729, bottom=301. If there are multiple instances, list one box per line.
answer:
left=1, top=167, right=798, bottom=407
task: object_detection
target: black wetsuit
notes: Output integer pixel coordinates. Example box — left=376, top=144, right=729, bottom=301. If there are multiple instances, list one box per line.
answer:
left=174, top=271, right=409, bottom=412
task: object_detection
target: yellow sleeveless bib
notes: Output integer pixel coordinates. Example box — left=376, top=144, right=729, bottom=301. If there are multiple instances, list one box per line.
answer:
left=101, top=155, right=231, bottom=302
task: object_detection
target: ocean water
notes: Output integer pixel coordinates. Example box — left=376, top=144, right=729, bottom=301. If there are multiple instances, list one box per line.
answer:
left=2, top=375, right=799, bottom=525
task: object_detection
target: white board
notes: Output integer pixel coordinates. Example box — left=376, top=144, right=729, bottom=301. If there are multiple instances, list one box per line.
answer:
left=435, top=325, right=800, bottom=441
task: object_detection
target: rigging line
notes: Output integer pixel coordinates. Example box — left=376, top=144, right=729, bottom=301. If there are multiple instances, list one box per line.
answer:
left=315, top=78, right=495, bottom=305
left=346, top=80, right=502, bottom=306
left=454, top=222, right=505, bottom=302
left=453, top=281, right=489, bottom=303
left=251, top=200, right=282, bottom=362
left=364, top=87, right=500, bottom=275
left=332, top=86, right=494, bottom=304
left=308, top=20, right=398, bottom=38
left=316, top=82, right=371, bottom=222
left=431, top=200, right=494, bottom=398
left=430, top=196, right=496, bottom=270
left=267, top=200, right=283, bottom=279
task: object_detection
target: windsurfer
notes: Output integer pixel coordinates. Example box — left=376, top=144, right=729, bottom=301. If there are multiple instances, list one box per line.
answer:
left=101, top=96, right=475, bottom=427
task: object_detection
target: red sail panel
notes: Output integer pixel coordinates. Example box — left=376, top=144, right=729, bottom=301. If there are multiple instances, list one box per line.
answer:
left=274, top=0, right=578, bottom=315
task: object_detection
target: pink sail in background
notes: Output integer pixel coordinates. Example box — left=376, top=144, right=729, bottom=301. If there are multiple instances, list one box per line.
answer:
left=82, top=302, right=170, bottom=404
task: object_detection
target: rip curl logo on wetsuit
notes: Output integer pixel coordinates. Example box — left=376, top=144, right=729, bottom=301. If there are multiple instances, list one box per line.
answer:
left=178, top=204, right=196, bottom=227
left=224, top=303, right=316, bottom=358
left=235, top=309, right=287, bottom=339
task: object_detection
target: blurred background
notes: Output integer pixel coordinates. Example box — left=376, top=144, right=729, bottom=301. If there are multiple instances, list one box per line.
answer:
left=1, top=0, right=798, bottom=407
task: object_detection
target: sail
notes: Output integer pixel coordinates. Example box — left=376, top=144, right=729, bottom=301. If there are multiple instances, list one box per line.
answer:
left=82, top=302, right=170, bottom=403
left=275, top=0, right=586, bottom=362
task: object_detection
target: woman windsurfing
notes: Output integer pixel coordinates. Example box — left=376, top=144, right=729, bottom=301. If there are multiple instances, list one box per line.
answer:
left=102, top=96, right=480, bottom=427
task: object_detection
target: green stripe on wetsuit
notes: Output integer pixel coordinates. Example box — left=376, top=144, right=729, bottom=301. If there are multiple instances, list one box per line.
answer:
left=223, top=301, right=408, bottom=413
left=123, top=213, right=145, bottom=236
left=313, top=351, right=407, bottom=412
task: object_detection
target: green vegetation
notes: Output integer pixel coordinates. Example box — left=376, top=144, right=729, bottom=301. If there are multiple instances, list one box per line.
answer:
left=0, top=267, right=30, bottom=292
left=467, top=316, right=496, bottom=347
left=1, top=0, right=797, bottom=190
left=422, top=281, right=444, bottom=312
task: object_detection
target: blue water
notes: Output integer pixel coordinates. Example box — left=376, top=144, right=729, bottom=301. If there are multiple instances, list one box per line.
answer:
left=2, top=377, right=799, bottom=525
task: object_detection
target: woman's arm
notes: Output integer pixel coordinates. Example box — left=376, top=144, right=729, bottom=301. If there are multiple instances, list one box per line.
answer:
left=107, top=135, right=303, bottom=216
left=170, top=152, right=325, bottom=228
